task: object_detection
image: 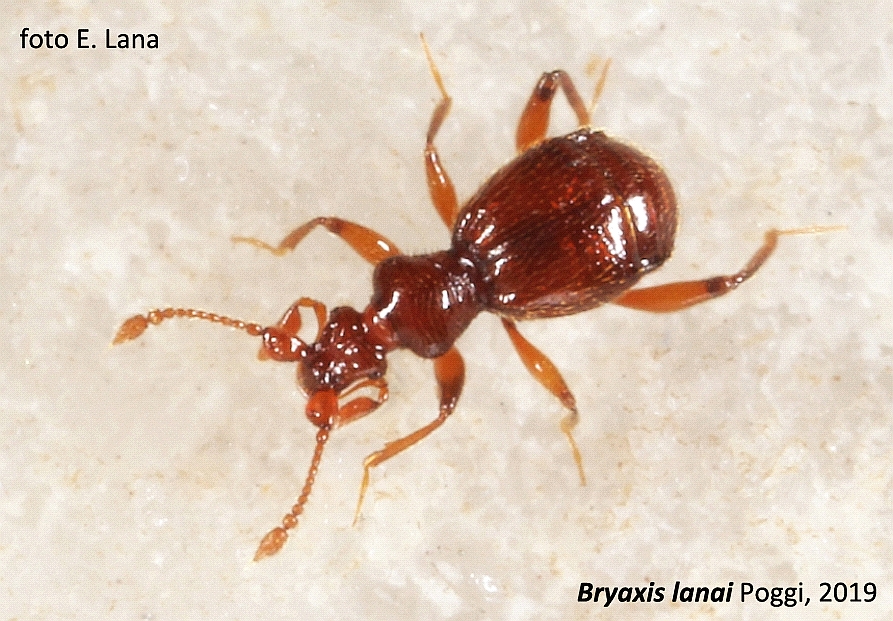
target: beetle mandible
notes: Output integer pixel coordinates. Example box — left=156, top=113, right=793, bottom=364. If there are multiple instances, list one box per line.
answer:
left=115, top=37, right=825, bottom=560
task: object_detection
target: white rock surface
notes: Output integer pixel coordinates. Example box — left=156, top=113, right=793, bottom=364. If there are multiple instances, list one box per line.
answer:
left=1, top=2, right=890, bottom=619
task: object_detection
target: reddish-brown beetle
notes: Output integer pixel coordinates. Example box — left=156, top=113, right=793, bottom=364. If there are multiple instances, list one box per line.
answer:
left=115, top=39, right=828, bottom=560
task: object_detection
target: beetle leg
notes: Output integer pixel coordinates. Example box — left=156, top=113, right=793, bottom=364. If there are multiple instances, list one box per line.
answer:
left=420, top=34, right=460, bottom=229
left=257, top=296, right=326, bottom=361
left=353, top=346, right=465, bottom=524
left=501, top=319, right=587, bottom=486
left=337, top=378, right=390, bottom=424
left=233, top=216, right=401, bottom=265
left=516, top=70, right=589, bottom=152
left=516, top=59, right=612, bottom=153
left=612, top=227, right=838, bottom=313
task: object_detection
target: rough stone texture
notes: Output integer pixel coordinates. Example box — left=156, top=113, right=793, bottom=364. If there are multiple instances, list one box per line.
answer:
left=2, top=2, right=890, bottom=619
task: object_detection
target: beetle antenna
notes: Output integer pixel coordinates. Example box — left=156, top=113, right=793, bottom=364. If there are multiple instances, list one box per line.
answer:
left=253, top=426, right=331, bottom=561
left=112, top=308, right=265, bottom=345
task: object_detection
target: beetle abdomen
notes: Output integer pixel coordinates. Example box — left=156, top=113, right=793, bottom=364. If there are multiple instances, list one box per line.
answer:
left=452, top=129, right=677, bottom=319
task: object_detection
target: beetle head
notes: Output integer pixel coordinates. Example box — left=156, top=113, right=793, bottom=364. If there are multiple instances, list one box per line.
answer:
left=259, top=305, right=389, bottom=429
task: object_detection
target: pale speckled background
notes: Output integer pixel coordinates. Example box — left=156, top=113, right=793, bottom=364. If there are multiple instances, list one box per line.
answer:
left=2, top=2, right=891, bottom=620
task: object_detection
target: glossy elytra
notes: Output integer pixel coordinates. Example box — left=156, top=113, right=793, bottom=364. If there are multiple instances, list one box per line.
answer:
left=115, top=38, right=831, bottom=560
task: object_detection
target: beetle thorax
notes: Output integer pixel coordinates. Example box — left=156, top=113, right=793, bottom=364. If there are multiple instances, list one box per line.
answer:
left=369, top=250, right=484, bottom=359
